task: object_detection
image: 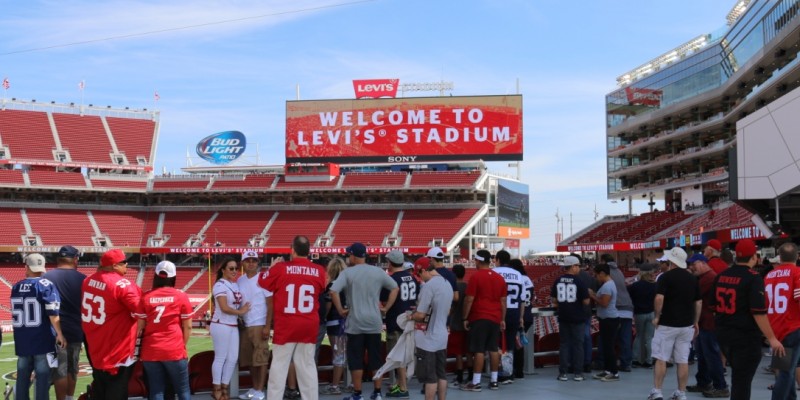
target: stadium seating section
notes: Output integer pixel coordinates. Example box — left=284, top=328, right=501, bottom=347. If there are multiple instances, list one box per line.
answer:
left=0, top=110, right=57, bottom=161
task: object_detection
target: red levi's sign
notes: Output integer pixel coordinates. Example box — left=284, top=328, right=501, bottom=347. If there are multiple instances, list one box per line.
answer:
left=285, top=95, right=523, bottom=163
left=624, top=87, right=662, bottom=107
left=353, top=79, right=399, bottom=99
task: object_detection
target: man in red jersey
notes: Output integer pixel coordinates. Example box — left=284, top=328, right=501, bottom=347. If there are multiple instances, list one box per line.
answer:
left=259, top=236, right=327, bottom=400
left=81, top=248, right=142, bottom=400
left=764, top=242, right=800, bottom=400
left=704, top=239, right=728, bottom=275
left=461, top=249, right=507, bottom=392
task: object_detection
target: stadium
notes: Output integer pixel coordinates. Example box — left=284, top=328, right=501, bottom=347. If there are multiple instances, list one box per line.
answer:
left=560, top=0, right=800, bottom=259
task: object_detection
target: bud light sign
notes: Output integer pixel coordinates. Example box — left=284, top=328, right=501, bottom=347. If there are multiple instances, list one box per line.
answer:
left=196, top=131, right=246, bottom=165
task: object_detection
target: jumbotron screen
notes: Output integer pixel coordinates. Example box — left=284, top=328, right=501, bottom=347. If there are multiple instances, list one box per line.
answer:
left=497, top=179, right=530, bottom=239
left=285, top=95, right=522, bottom=163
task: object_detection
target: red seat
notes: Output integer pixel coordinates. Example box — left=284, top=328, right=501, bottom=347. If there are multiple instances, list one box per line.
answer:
left=188, top=350, right=215, bottom=394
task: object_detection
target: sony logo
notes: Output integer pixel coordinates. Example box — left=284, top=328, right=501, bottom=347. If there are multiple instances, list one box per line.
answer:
left=387, top=156, right=417, bottom=162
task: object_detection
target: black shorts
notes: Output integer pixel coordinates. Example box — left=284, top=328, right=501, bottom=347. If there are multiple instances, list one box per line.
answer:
left=346, top=333, right=383, bottom=371
left=467, top=320, right=501, bottom=353
left=415, top=349, right=447, bottom=384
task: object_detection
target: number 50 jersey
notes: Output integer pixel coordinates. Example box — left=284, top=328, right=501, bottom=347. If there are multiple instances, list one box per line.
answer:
left=81, top=270, right=142, bottom=371
left=11, top=277, right=61, bottom=356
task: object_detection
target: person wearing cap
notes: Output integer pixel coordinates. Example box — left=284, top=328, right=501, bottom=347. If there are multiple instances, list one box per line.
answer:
left=447, top=264, right=470, bottom=387
left=44, top=245, right=87, bottom=400
left=550, top=255, right=590, bottom=382
left=655, top=254, right=671, bottom=280
left=379, top=250, right=415, bottom=399
left=764, top=242, right=800, bottom=400
left=646, top=247, right=701, bottom=400
left=210, top=257, right=251, bottom=400
left=320, top=257, right=349, bottom=396
left=493, top=250, right=531, bottom=383
left=259, top=236, right=327, bottom=400
left=628, top=263, right=656, bottom=369
left=12, top=253, right=66, bottom=400
left=81, top=248, right=142, bottom=400
left=461, top=249, right=507, bottom=391
left=427, top=247, right=459, bottom=302
left=410, top=256, right=454, bottom=400
left=236, top=251, right=272, bottom=400
left=704, top=240, right=728, bottom=275
left=589, top=263, right=620, bottom=382
left=330, top=242, right=398, bottom=400
left=135, top=261, right=193, bottom=400
left=683, top=254, right=728, bottom=397
left=713, top=239, right=785, bottom=400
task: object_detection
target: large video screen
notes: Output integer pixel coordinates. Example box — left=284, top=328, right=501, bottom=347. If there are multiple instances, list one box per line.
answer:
left=285, top=95, right=522, bottom=163
left=497, top=179, right=530, bottom=238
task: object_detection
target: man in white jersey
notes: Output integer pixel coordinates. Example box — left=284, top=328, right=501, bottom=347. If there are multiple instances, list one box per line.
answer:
left=237, top=250, right=272, bottom=400
left=493, top=250, right=532, bottom=383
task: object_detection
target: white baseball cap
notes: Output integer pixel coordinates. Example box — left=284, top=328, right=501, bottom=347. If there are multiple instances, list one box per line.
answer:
left=155, top=261, right=177, bottom=278
left=242, top=250, right=259, bottom=260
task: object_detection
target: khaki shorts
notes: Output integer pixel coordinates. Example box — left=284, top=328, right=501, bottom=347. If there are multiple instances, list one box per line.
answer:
left=651, top=325, right=694, bottom=363
left=239, top=325, right=270, bottom=367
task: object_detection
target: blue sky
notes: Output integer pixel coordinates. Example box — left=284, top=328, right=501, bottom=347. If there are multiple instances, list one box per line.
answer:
left=0, top=0, right=734, bottom=253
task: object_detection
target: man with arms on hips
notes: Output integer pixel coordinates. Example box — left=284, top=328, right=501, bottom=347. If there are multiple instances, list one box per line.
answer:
left=551, top=255, right=590, bottom=382
left=12, top=253, right=66, bottom=400
left=81, top=249, right=142, bottom=400
left=330, top=242, right=399, bottom=400
left=492, top=249, right=531, bottom=384
left=461, top=250, right=507, bottom=392
left=704, top=239, right=728, bottom=275
left=43, top=245, right=86, bottom=400
left=259, top=236, right=327, bottom=400
left=237, top=250, right=272, bottom=400
left=411, top=257, right=454, bottom=400
left=646, top=247, right=701, bottom=400
left=685, top=254, right=728, bottom=398
left=381, top=250, right=416, bottom=399
left=713, top=239, right=784, bottom=400
left=764, top=242, right=800, bottom=400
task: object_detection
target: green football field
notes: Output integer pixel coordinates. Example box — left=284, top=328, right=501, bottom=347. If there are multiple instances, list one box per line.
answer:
left=0, top=329, right=215, bottom=398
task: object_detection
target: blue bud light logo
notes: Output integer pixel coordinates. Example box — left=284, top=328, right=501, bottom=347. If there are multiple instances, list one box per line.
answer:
left=196, top=131, right=247, bottom=165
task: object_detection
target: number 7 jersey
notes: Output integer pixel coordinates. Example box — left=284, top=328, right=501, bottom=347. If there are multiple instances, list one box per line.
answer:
left=81, top=270, right=142, bottom=371
left=259, top=258, right=326, bottom=345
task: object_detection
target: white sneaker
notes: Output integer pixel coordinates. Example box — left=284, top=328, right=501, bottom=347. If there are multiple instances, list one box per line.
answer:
left=670, top=390, right=686, bottom=400
left=240, top=389, right=256, bottom=400
left=253, top=391, right=266, bottom=400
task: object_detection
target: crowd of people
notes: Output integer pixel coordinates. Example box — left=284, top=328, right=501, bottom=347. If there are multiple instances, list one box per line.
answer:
left=8, top=238, right=800, bottom=400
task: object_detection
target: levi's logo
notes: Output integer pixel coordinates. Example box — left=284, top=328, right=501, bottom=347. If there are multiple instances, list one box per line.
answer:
left=353, top=79, right=399, bottom=99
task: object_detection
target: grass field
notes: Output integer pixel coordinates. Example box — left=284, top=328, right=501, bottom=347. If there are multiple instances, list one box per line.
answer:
left=0, top=329, right=215, bottom=398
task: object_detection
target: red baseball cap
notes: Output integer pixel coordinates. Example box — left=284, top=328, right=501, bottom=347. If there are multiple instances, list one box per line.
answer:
left=706, top=239, right=722, bottom=252
left=735, top=239, right=757, bottom=258
left=100, top=249, right=127, bottom=267
left=414, top=257, right=431, bottom=276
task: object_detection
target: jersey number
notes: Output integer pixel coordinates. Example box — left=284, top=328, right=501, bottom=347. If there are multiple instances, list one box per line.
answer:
left=715, top=287, right=737, bottom=315
left=766, top=282, right=790, bottom=314
left=153, top=305, right=167, bottom=323
left=506, top=285, right=521, bottom=308
left=11, top=297, right=41, bottom=328
left=284, top=284, right=315, bottom=314
left=556, top=283, right=577, bottom=303
left=400, top=281, right=417, bottom=302
left=81, top=293, right=107, bottom=324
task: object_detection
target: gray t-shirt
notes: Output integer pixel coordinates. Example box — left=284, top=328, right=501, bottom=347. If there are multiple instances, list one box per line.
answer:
left=414, top=275, right=454, bottom=352
left=330, top=263, right=398, bottom=334
left=596, top=280, right=619, bottom=319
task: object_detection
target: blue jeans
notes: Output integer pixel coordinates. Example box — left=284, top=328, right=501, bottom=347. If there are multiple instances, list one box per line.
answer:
left=617, top=318, right=633, bottom=369
left=583, top=320, right=593, bottom=368
left=143, top=359, right=191, bottom=400
left=559, top=321, right=585, bottom=374
left=695, top=329, right=727, bottom=390
left=632, top=313, right=654, bottom=364
left=16, top=353, right=50, bottom=400
left=773, top=329, right=800, bottom=400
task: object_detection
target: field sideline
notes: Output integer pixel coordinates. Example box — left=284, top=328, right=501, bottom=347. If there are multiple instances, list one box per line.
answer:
left=0, top=329, right=215, bottom=398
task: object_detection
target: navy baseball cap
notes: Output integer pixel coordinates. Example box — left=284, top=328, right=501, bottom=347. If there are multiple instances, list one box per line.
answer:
left=687, top=253, right=709, bottom=264
left=346, top=242, right=367, bottom=258
left=58, top=245, right=81, bottom=258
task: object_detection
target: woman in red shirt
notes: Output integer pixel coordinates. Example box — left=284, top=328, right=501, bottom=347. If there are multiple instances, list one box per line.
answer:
left=136, top=261, right=193, bottom=400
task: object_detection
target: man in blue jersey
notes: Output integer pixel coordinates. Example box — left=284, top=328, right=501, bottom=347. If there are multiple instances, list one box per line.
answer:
left=12, top=253, right=66, bottom=400
left=551, top=256, right=590, bottom=382
left=493, top=250, right=531, bottom=383
left=43, top=245, right=87, bottom=400
left=381, top=250, right=416, bottom=399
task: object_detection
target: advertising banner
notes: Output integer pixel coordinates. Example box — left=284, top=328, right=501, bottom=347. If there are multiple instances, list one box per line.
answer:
left=353, top=79, right=399, bottom=99
left=496, top=179, right=529, bottom=238
left=625, top=87, right=662, bottom=107
left=285, top=95, right=523, bottom=163
left=556, top=240, right=665, bottom=252
left=196, top=131, right=247, bottom=165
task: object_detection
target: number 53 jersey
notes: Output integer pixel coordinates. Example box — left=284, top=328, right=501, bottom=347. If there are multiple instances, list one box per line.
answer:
left=81, top=270, right=142, bottom=371
left=712, top=265, right=766, bottom=336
